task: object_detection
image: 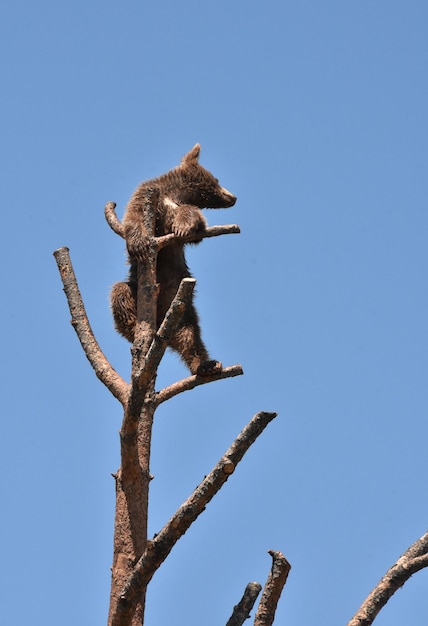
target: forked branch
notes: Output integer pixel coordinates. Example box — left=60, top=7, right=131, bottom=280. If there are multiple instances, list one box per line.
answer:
left=156, top=223, right=241, bottom=248
left=104, top=201, right=240, bottom=247
left=111, top=411, right=278, bottom=626
left=347, top=529, right=428, bottom=626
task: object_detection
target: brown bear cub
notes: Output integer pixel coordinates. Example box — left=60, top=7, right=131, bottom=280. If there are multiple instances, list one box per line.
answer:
left=110, top=144, right=236, bottom=376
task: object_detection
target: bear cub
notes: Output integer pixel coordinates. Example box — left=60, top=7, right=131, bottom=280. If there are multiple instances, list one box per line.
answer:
left=110, top=144, right=236, bottom=376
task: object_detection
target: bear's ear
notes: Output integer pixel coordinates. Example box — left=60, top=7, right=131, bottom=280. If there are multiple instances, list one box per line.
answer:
left=181, top=144, right=201, bottom=165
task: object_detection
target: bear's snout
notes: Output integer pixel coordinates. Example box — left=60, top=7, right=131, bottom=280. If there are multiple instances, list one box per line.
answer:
left=220, top=187, right=237, bottom=207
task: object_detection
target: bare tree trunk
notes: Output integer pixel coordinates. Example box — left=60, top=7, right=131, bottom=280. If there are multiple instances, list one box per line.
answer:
left=108, top=189, right=159, bottom=625
left=55, top=176, right=291, bottom=626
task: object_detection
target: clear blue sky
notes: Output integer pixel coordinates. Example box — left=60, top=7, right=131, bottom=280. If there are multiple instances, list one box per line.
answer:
left=1, top=1, right=427, bottom=624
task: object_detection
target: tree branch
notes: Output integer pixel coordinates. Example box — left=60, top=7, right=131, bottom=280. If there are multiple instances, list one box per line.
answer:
left=105, top=201, right=124, bottom=237
left=226, top=582, right=262, bottom=626
left=347, top=529, right=428, bottom=626
left=254, top=550, right=291, bottom=626
left=111, top=411, right=278, bottom=626
left=124, top=188, right=159, bottom=423
left=53, top=247, right=129, bottom=405
left=135, top=278, right=196, bottom=391
left=155, top=364, right=244, bottom=406
left=156, top=223, right=241, bottom=248
left=104, top=201, right=240, bottom=246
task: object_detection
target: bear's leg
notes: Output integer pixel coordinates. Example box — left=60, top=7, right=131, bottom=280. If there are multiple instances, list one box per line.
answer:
left=169, top=302, right=222, bottom=376
left=110, top=281, right=137, bottom=343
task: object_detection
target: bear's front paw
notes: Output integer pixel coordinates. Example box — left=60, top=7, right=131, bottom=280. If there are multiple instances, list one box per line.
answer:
left=125, top=225, right=150, bottom=261
left=172, top=205, right=207, bottom=239
left=196, top=360, right=223, bottom=376
left=126, top=238, right=150, bottom=261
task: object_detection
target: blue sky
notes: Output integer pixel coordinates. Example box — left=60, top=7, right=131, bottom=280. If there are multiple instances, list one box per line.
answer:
left=1, top=1, right=427, bottom=624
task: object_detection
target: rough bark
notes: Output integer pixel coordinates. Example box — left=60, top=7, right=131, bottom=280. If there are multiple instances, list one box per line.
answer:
left=108, top=188, right=159, bottom=625
left=111, top=412, right=278, bottom=626
left=254, top=551, right=291, bottom=626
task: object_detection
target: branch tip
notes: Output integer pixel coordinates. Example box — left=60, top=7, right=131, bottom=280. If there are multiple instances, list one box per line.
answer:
left=105, top=201, right=124, bottom=237
left=254, top=549, right=290, bottom=626
left=226, top=581, right=262, bottom=626
left=53, top=246, right=69, bottom=256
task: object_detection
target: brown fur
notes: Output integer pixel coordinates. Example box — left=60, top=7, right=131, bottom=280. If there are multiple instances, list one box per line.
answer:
left=110, top=144, right=236, bottom=375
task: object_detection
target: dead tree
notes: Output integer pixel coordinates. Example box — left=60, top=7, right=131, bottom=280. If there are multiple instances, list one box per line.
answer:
left=54, top=188, right=289, bottom=626
left=53, top=177, right=428, bottom=626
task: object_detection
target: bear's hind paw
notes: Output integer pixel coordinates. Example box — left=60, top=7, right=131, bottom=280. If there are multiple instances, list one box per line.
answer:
left=195, top=360, right=223, bottom=377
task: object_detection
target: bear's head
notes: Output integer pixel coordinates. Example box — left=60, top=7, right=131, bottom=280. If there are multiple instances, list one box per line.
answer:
left=172, top=144, right=237, bottom=209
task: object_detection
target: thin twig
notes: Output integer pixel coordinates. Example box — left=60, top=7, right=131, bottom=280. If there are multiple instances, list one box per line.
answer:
left=53, top=247, right=129, bottom=405
left=111, top=411, right=278, bottom=626
left=347, top=529, right=428, bottom=626
left=105, top=201, right=124, bottom=237
left=155, top=364, right=244, bottom=406
left=226, top=582, right=262, bottom=626
left=254, top=551, right=291, bottom=626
